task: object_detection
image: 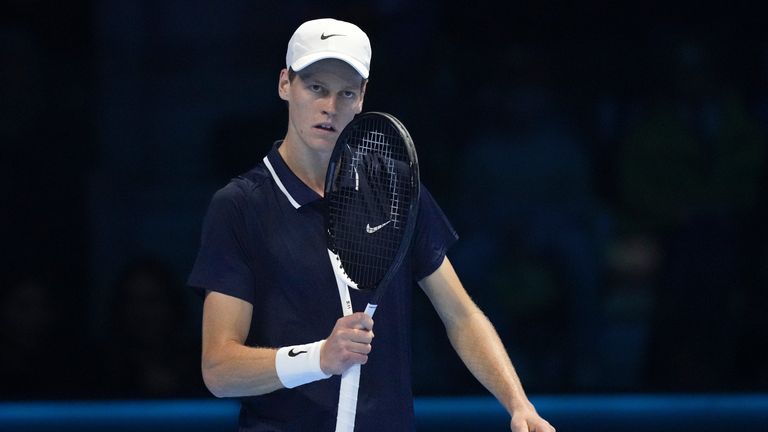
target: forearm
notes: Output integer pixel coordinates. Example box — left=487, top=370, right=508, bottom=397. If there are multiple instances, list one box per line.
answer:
left=202, top=341, right=283, bottom=398
left=200, top=307, right=373, bottom=398
left=421, top=258, right=553, bottom=431
left=445, top=308, right=533, bottom=415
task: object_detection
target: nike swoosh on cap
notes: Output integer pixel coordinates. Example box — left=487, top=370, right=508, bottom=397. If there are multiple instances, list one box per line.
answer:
left=320, top=33, right=345, bottom=40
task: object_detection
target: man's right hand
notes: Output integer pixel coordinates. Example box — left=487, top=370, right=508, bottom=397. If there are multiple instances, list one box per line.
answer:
left=319, top=312, right=374, bottom=375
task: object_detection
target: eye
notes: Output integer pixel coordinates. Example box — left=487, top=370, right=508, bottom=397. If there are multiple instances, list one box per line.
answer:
left=341, top=90, right=356, bottom=99
left=309, top=84, right=324, bottom=93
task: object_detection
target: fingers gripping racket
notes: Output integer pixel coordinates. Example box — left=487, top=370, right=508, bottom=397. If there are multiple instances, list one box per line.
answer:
left=325, top=112, right=420, bottom=431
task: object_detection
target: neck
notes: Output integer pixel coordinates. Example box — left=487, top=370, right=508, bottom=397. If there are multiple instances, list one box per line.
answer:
left=277, top=139, right=330, bottom=196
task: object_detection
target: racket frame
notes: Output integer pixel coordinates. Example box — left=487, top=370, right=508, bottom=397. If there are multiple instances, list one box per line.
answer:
left=324, top=111, right=420, bottom=301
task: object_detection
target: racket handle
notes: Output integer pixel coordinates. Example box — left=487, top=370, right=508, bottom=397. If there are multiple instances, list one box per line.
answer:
left=334, top=303, right=377, bottom=431
left=335, top=363, right=361, bottom=432
left=363, top=303, right=377, bottom=317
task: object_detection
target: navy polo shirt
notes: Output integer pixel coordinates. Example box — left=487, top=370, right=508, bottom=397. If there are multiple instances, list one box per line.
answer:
left=188, top=142, right=458, bottom=431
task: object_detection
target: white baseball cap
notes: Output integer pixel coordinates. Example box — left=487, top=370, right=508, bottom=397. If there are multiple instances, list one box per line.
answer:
left=286, top=18, right=371, bottom=79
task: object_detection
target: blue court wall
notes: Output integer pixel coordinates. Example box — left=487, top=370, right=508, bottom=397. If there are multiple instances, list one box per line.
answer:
left=1, top=395, right=767, bottom=432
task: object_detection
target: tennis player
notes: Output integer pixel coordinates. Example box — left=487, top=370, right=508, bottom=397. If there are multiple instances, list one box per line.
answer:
left=189, top=18, right=554, bottom=432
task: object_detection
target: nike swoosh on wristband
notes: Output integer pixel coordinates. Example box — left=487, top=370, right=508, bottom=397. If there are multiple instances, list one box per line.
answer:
left=366, top=220, right=392, bottom=234
left=320, top=33, right=345, bottom=40
left=288, top=348, right=308, bottom=357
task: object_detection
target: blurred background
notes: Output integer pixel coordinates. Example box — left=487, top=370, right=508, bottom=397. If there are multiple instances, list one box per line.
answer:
left=2, top=0, right=767, bottom=405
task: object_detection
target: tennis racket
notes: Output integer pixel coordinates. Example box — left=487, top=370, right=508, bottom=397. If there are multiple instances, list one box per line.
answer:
left=325, top=112, right=420, bottom=431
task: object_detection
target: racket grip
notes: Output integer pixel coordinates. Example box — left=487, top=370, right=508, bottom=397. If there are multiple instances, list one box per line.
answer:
left=334, top=304, right=376, bottom=431
left=335, top=364, right=361, bottom=432
left=363, top=303, right=377, bottom=317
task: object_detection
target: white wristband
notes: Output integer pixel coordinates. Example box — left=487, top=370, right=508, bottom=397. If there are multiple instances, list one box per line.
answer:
left=275, top=340, right=331, bottom=388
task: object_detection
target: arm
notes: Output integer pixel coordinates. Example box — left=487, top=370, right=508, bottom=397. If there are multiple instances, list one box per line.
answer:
left=201, top=291, right=281, bottom=397
left=418, top=257, right=554, bottom=432
left=201, top=291, right=374, bottom=398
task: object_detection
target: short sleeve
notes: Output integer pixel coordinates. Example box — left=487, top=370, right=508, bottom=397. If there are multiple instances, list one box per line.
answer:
left=187, top=182, right=258, bottom=304
left=411, top=185, right=459, bottom=281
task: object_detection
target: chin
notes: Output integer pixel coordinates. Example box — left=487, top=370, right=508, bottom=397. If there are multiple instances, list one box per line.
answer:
left=308, top=137, right=337, bottom=154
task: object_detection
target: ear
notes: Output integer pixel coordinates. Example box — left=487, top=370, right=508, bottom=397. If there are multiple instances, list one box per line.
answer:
left=278, top=69, right=290, bottom=101
left=355, top=80, right=367, bottom=114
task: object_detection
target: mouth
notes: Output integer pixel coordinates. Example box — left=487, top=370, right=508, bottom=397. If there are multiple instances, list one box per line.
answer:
left=314, top=123, right=337, bottom=133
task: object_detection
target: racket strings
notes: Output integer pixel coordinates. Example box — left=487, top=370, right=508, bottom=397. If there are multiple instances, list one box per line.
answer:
left=328, top=116, right=415, bottom=289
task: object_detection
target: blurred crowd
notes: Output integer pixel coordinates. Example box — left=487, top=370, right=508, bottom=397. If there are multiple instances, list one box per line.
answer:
left=0, top=260, right=205, bottom=399
left=2, top=2, right=767, bottom=400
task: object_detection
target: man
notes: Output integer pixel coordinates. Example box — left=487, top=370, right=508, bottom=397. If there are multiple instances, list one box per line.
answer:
left=189, top=18, right=554, bottom=432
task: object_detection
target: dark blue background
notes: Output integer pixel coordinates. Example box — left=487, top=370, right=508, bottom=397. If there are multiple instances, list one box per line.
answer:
left=2, top=0, right=767, bottom=404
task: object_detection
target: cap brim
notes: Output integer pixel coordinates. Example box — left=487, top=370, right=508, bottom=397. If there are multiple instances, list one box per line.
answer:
left=291, top=52, right=369, bottom=79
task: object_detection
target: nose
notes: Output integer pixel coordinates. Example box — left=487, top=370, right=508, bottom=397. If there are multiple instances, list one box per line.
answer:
left=321, top=94, right=338, bottom=116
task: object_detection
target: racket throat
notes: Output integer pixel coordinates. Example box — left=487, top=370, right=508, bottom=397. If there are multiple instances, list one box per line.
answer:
left=327, top=249, right=359, bottom=290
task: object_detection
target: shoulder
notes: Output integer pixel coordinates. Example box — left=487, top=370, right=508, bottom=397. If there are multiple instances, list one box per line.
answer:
left=210, top=164, right=271, bottom=207
left=202, top=164, right=277, bottom=227
left=417, top=183, right=454, bottom=228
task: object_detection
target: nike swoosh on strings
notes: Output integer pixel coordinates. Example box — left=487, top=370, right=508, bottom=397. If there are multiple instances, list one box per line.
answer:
left=366, top=220, right=392, bottom=234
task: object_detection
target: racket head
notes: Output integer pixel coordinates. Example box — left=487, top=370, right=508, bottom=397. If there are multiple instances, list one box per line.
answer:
left=325, top=112, right=420, bottom=293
